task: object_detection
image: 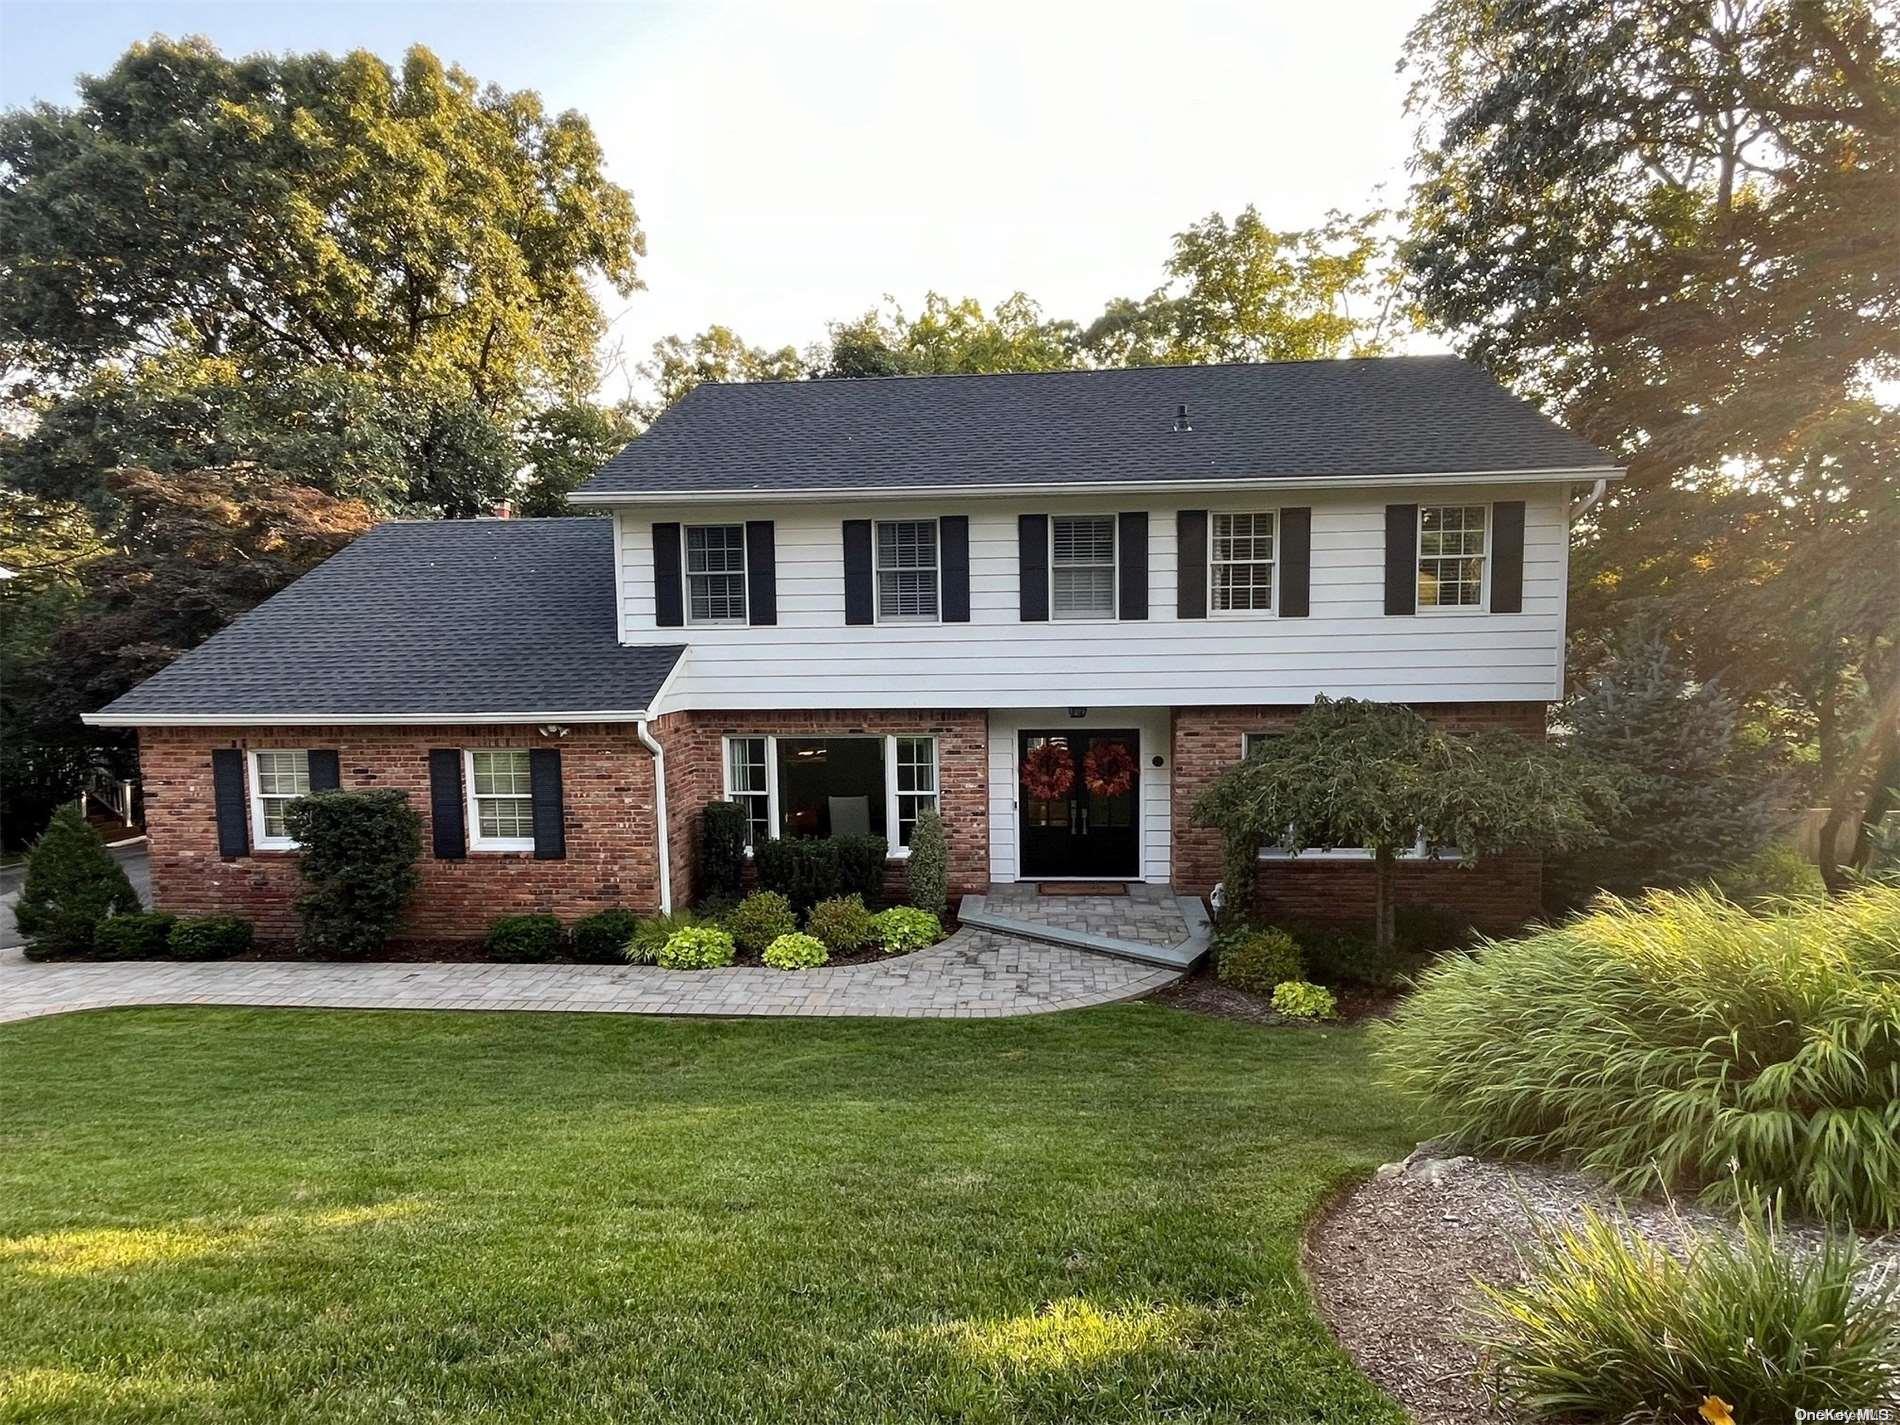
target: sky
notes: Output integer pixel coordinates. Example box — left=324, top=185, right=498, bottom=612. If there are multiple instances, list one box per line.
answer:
left=0, top=0, right=1442, bottom=400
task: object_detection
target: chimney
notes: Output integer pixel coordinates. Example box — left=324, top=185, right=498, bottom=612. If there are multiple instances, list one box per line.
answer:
left=490, top=500, right=513, bottom=520
left=1173, top=403, right=1192, bottom=432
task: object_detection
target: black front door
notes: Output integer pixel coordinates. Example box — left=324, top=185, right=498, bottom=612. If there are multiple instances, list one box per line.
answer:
left=1018, top=729, right=1140, bottom=879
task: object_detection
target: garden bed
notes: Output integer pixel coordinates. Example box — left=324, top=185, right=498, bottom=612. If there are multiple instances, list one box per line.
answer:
left=1149, top=963, right=1400, bottom=1027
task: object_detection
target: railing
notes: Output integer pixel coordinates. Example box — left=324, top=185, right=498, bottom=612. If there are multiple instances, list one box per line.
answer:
left=75, top=778, right=140, bottom=831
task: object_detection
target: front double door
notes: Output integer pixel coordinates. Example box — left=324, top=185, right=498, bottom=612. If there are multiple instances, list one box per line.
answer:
left=1018, top=729, right=1140, bottom=879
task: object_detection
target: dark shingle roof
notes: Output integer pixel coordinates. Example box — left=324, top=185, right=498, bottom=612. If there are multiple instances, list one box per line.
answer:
left=92, top=518, right=683, bottom=722
left=576, top=355, right=1615, bottom=498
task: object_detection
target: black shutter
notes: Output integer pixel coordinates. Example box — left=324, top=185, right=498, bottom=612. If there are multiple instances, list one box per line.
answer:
left=940, top=515, right=970, bottom=622
left=1176, top=510, right=1208, bottom=619
left=745, top=520, right=776, bottom=626
left=211, top=748, right=249, bottom=859
left=843, top=519, right=874, bottom=625
left=1384, top=504, right=1418, bottom=615
left=1279, top=507, right=1311, bottom=618
left=307, top=749, right=341, bottom=791
left=1018, top=514, right=1048, bottom=621
left=530, top=748, right=566, bottom=861
left=1490, top=500, right=1526, bottom=613
left=428, top=749, right=465, bottom=860
left=1118, top=512, right=1148, bottom=620
left=652, top=522, right=684, bottom=627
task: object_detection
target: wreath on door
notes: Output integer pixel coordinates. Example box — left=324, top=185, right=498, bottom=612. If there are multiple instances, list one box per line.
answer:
left=1083, top=740, right=1136, bottom=799
left=1021, top=741, right=1075, bottom=800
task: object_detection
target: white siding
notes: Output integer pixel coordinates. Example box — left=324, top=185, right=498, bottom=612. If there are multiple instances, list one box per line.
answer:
left=986, top=708, right=1173, bottom=884
left=620, top=486, right=1569, bottom=711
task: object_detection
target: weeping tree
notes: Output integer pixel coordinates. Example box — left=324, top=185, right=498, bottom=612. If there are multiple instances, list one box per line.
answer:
left=1195, top=698, right=1618, bottom=947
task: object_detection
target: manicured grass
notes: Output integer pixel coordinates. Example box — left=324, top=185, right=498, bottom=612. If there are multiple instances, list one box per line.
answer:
left=0, top=1005, right=1416, bottom=1423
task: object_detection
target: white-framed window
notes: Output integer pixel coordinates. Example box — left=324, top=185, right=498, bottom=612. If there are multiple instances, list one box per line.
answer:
left=1051, top=514, right=1116, bottom=619
left=720, top=734, right=939, bottom=855
left=1417, top=504, right=1488, bottom=609
left=466, top=749, right=534, bottom=852
left=1241, top=733, right=1459, bottom=861
left=685, top=523, right=748, bottom=625
left=249, top=749, right=311, bottom=850
left=875, top=518, right=940, bottom=622
left=1210, top=510, right=1276, bottom=614
left=725, top=736, right=771, bottom=847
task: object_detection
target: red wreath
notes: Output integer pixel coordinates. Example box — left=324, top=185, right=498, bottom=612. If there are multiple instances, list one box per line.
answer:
left=1021, top=741, right=1075, bottom=800
left=1084, top=740, right=1136, bottom=799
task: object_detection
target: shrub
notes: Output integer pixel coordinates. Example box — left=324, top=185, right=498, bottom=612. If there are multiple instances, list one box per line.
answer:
left=1214, top=925, right=1304, bottom=994
left=657, top=923, right=735, bottom=970
left=762, top=932, right=828, bottom=970
left=13, top=806, right=141, bottom=957
left=1392, top=904, right=1472, bottom=955
left=698, top=800, right=749, bottom=901
left=169, top=915, right=254, bottom=960
left=834, top=834, right=889, bottom=901
left=756, top=834, right=890, bottom=910
left=93, top=912, right=177, bottom=960
left=1378, top=886, right=1900, bottom=1228
left=1711, top=841, right=1827, bottom=909
left=1297, top=925, right=1430, bottom=990
left=485, top=913, right=564, bottom=962
left=806, top=894, right=874, bottom=955
left=626, top=909, right=703, bottom=965
left=725, top=890, right=796, bottom=955
left=1270, top=980, right=1337, bottom=1020
left=872, top=907, right=942, bottom=954
left=1471, top=1207, right=1900, bottom=1424
left=570, top=909, right=640, bottom=964
left=283, top=790, right=421, bottom=959
left=906, top=809, right=948, bottom=917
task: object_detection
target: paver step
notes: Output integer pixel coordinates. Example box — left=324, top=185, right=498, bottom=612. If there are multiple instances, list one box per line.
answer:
left=955, top=894, right=1210, bottom=971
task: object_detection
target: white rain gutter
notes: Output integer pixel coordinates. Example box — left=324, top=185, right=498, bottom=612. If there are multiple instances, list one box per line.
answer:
left=1569, top=477, right=1610, bottom=520
left=635, top=716, right=672, bottom=915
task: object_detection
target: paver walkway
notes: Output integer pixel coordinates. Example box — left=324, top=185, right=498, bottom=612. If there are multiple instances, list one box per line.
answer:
left=0, top=926, right=1179, bottom=1026
left=978, top=883, right=1192, bottom=948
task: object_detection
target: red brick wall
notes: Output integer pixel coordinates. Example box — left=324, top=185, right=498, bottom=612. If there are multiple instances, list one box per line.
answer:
left=650, top=709, right=990, bottom=906
left=1169, top=702, right=1549, bottom=932
left=137, top=723, right=663, bottom=940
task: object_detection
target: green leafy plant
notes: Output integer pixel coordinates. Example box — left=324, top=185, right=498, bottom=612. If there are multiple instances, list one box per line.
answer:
left=724, top=890, right=796, bottom=955
left=484, top=913, right=565, bottom=962
left=1270, top=980, right=1337, bottom=1020
left=756, top=834, right=889, bottom=910
left=92, top=912, right=177, bottom=960
left=1712, top=841, right=1828, bottom=909
left=657, top=924, right=735, bottom=970
left=806, top=894, right=874, bottom=955
left=1471, top=1207, right=1900, bottom=1424
left=1379, top=886, right=1900, bottom=1228
left=283, top=790, right=421, bottom=960
left=1214, top=925, right=1304, bottom=994
left=168, top=915, right=254, bottom=960
left=14, top=806, right=141, bottom=958
left=872, top=907, right=942, bottom=955
left=762, top=932, right=828, bottom=970
left=570, top=909, right=640, bottom=964
left=905, top=809, right=949, bottom=917
left=625, top=910, right=704, bottom=965
left=698, top=800, right=749, bottom=901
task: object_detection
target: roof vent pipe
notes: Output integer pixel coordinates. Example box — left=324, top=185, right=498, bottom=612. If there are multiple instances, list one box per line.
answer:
left=1173, top=404, right=1192, bottom=432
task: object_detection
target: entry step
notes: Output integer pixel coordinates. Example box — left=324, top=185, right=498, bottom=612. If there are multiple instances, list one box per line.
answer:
left=955, top=894, right=1210, bottom=971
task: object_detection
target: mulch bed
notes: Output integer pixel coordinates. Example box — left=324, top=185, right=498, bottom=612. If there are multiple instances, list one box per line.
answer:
left=1148, top=966, right=1401, bottom=1026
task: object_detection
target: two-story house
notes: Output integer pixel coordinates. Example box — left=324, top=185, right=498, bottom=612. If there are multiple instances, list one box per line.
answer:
left=87, top=357, right=1619, bottom=939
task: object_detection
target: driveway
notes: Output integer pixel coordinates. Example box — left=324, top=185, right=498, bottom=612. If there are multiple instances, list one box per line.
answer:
left=0, top=843, right=151, bottom=950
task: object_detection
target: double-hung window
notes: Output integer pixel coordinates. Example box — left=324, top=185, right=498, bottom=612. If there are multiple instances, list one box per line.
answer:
left=467, top=749, right=534, bottom=852
left=250, top=749, right=310, bottom=850
left=685, top=524, right=747, bottom=624
left=1417, top=505, right=1487, bottom=609
left=875, top=519, right=939, bottom=622
left=725, top=736, right=771, bottom=847
left=1211, top=511, right=1276, bottom=613
left=893, top=736, right=938, bottom=846
left=1051, top=514, right=1116, bottom=619
left=721, top=734, right=940, bottom=852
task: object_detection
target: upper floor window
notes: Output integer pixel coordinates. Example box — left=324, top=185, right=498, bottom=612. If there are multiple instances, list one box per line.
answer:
left=1051, top=514, right=1116, bottom=619
left=685, top=524, right=747, bottom=624
left=250, top=749, right=310, bottom=850
left=1418, top=505, right=1487, bottom=609
left=1211, top=511, right=1276, bottom=613
left=876, top=519, right=939, bottom=622
left=467, top=749, right=534, bottom=852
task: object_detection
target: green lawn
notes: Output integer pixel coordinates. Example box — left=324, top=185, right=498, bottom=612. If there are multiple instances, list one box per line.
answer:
left=0, top=1004, right=1417, bottom=1424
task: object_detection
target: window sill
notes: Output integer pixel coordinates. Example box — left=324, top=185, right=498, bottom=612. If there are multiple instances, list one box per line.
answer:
left=1257, top=849, right=1468, bottom=864
left=470, top=844, right=536, bottom=856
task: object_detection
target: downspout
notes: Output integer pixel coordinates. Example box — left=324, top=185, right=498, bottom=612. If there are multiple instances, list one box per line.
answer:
left=635, top=716, right=672, bottom=915
left=1568, top=477, right=1609, bottom=520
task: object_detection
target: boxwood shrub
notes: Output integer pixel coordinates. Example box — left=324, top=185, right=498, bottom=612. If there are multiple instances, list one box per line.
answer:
left=1214, top=925, right=1303, bottom=994
left=725, top=891, right=796, bottom=955
left=756, top=834, right=889, bottom=910
left=485, top=913, right=565, bottom=962
left=570, top=909, right=640, bottom=964
left=93, top=912, right=178, bottom=960
left=169, top=915, right=254, bottom=960
left=806, top=894, right=874, bottom=955
left=698, top=800, right=749, bottom=901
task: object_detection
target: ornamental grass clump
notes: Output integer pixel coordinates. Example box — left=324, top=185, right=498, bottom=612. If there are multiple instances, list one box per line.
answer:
left=1471, top=1207, right=1900, bottom=1424
left=1379, top=886, right=1900, bottom=1228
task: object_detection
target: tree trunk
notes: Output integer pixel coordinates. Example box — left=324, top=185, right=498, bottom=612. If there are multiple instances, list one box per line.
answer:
left=1818, top=668, right=1900, bottom=894
left=1374, top=846, right=1397, bottom=950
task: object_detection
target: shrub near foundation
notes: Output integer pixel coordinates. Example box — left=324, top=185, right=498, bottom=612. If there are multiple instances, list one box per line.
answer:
left=725, top=891, right=796, bottom=956
left=657, top=924, right=735, bottom=970
left=806, top=894, right=874, bottom=955
left=13, top=806, right=141, bottom=958
left=283, top=790, right=421, bottom=960
left=1379, top=886, right=1900, bottom=1228
left=93, top=912, right=178, bottom=960
left=762, top=932, right=828, bottom=970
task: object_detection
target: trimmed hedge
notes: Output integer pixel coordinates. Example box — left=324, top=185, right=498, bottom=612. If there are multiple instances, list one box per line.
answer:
left=906, top=809, right=949, bottom=917
left=169, top=915, right=254, bottom=960
left=485, top=913, right=564, bottom=962
left=94, top=912, right=178, bottom=960
left=756, top=834, right=888, bottom=910
left=571, top=909, right=640, bottom=964
left=283, top=790, right=420, bottom=960
left=699, top=800, right=749, bottom=901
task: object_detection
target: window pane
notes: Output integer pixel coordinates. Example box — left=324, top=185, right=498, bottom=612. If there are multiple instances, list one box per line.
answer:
left=685, top=524, right=745, bottom=573
left=1052, top=565, right=1115, bottom=617
left=1418, top=506, right=1486, bottom=607
left=876, top=520, right=936, bottom=570
left=478, top=799, right=533, bottom=839
left=1052, top=515, right=1114, bottom=564
left=877, top=569, right=939, bottom=619
left=775, top=738, right=887, bottom=841
left=471, top=750, right=531, bottom=796
left=255, top=750, right=311, bottom=798
left=690, top=571, right=746, bottom=622
left=262, top=798, right=290, bottom=839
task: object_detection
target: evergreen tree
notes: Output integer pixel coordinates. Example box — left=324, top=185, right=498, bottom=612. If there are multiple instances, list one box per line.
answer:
left=13, top=806, right=141, bottom=957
